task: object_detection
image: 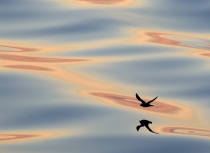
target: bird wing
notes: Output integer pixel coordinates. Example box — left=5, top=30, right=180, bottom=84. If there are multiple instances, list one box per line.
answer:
left=136, top=125, right=143, bottom=131
left=147, top=96, right=158, bottom=104
left=145, top=124, right=158, bottom=134
left=136, top=93, right=146, bottom=104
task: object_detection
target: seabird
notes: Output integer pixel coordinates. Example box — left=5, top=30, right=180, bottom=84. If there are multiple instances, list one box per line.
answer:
left=136, top=93, right=157, bottom=107
left=136, top=119, right=158, bottom=134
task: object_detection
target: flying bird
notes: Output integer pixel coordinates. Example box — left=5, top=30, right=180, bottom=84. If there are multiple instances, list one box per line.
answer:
left=136, top=119, right=158, bottom=134
left=136, top=93, right=157, bottom=107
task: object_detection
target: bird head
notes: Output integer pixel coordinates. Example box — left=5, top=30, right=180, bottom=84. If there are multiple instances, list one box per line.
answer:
left=140, top=119, right=152, bottom=125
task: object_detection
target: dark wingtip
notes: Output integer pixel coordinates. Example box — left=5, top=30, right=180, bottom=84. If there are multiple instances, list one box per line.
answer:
left=135, top=93, right=139, bottom=99
left=136, top=125, right=140, bottom=131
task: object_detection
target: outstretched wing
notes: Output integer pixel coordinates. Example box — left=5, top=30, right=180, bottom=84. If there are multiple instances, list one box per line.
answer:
left=136, top=125, right=143, bottom=131
left=147, top=96, right=158, bottom=104
left=136, top=93, right=146, bottom=104
left=145, top=124, right=159, bottom=134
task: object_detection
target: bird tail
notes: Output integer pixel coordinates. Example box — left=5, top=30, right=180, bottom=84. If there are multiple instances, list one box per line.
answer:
left=136, top=125, right=141, bottom=131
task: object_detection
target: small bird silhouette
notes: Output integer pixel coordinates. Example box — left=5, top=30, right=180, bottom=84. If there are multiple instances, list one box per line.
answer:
left=136, top=119, right=158, bottom=134
left=136, top=93, right=157, bottom=107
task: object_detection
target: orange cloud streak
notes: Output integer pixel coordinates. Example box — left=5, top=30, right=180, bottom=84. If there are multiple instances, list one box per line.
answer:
left=4, top=65, right=53, bottom=71
left=147, top=32, right=181, bottom=46
left=162, top=126, right=210, bottom=138
left=91, top=92, right=193, bottom=119
left=63, top=0, right=134, bottom=6
left=133, top=31, right=210, bottom=58
left=0, top=54, right=88, bottom=63
left=0, top=44, right=38, bottom=52
left=0, top=132, right=55, bottom=143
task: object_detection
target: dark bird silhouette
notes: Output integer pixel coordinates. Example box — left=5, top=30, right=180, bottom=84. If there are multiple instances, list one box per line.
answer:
left=136, top=93, right=157, bottom=107
left=136, top=119, right=158, bottom=134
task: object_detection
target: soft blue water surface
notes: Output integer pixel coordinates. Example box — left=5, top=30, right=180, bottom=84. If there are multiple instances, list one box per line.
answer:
left=0, top=0, right=210, bottom=152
